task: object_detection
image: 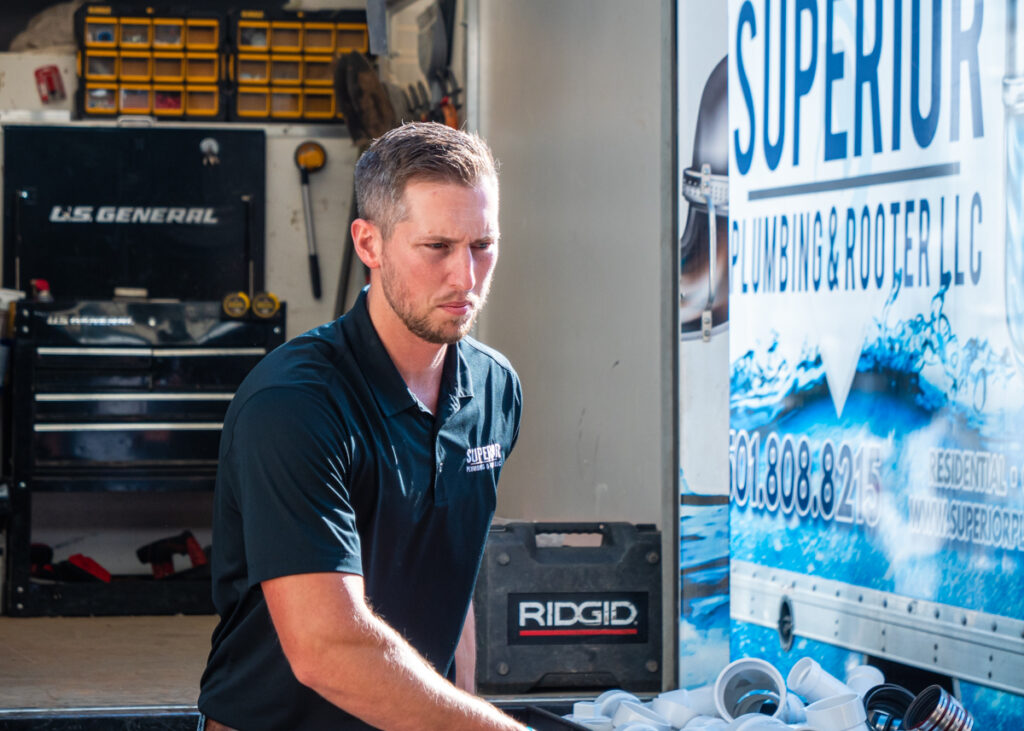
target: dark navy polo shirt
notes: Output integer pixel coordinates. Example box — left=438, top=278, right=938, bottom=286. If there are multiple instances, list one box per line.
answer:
left=199, top=288, right=522, bottom=730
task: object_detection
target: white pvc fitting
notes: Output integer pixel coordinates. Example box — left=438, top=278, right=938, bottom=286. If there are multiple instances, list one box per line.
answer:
left=574, top=701, right=600, bottom=718
left=779, top=693, right=806, bottom=724
left=683, top=716, right=730, bottom=731
left=651, top=693, right=700, bottom=728
left=787, top=658, right=855, bottom=703
left=725, top=713, right=791, bottom=730
left=611, top=700, right=671, bottom=731
left=803, top=692, right=867, bottom=731
left=595, top=690, right=640, bottom=718
left=715, top=658, right=789, bottom=721
left=844, top=664, right=885, bottom=697
left=657, top=686, right=720, bottom=717
left=564, top=715, right=614, bottom=731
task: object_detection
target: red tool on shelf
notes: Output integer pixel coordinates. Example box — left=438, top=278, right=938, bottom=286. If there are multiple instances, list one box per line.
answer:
left=137, top=531, right=208, bottom=579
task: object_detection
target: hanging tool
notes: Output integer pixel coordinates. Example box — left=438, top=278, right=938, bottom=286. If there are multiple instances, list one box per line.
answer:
left=294, top=140, right=327, bottom=300
left=333, top=51, right=398, bottom=317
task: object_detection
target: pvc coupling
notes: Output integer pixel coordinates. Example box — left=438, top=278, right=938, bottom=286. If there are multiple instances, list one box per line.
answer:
left=787, top=657, right=856, bottom=703
left=594, top=689, right=640, bottom=718
left=803, top=692, right=869, bottom=731
left=715, top=658, right=789, bottom=721
left=611, top=700, right=671, bottom=731
left=845, top=664, right=886, bottom=696
left=650, top=690, right=701, bottom=728
left=563, top=716, right=613, bottom=731
left=903, top=685, right=975, bottom=731
left=724, top=713, right=791, bottom=730
left=683, top=716, right=730, bottom=730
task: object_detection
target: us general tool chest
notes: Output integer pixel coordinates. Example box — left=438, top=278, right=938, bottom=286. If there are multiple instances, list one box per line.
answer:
left=474, top=522, right=662, bottom=694
left=3, top=300, right=285, bottom=617
left=1, top=123, right=277, bottom=616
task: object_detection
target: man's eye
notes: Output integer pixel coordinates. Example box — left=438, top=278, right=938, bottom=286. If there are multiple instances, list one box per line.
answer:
left=473, top=242, right=494, bottom=250
left=426, top=242, right=447, bottom=250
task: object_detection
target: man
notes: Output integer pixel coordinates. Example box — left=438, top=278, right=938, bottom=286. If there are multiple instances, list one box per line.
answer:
left=198, top=122, right=526, bottom=730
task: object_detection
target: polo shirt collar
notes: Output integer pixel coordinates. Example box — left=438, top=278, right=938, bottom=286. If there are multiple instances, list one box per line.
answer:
left=447, top=337, right=475, bottom=403
left=343, top=287, right=474, bottom=418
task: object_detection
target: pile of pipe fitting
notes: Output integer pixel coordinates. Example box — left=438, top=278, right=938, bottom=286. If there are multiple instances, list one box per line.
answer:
left=563, top=657, right=974, bottom=731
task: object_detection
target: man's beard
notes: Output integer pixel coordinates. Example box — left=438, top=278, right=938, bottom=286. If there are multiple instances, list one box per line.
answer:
left=379, top=258, right=488, bottom=345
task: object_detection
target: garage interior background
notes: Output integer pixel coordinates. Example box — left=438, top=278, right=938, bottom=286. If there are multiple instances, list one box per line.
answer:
left=0, top=0, right=709, bottom=699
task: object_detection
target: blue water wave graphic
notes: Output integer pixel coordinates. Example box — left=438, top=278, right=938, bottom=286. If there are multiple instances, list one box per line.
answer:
left=730, top=284, right=1024, bottom=723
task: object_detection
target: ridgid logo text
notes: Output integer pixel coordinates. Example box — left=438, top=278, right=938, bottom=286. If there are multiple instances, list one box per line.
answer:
left=508, top=592, right=648, bottom=645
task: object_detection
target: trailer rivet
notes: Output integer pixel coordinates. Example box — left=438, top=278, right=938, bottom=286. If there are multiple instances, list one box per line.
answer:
left=17, top=482, right=26, bottom=489
left=497, top=662, right=510, bottom=676
left=645, top=551, right=659, bottom=564
left=645, top=660, right=659, bottom=673
left=15, top=603, right=23, bottom=611
left=16, top=586, right=24, bottom=594
left=273, top=326, right=282, bottom=335
left=497, top=552, right=510, bottom=566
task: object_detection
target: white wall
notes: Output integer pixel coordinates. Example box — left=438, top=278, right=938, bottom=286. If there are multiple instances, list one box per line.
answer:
left=472, top=0, right=673, bottom=526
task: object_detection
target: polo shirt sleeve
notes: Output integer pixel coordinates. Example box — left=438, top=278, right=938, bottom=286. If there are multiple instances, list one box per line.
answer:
left=508, top=371, right=523, bottom=453
left=223, top=386, right=363, bottom=586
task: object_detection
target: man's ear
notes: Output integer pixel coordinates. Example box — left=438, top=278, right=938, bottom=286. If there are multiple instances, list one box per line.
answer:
left=351, top=218, right=383, bottom=270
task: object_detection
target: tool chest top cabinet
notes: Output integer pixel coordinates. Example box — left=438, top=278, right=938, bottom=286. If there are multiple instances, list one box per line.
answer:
left=1, top=124, right=275, bottom=616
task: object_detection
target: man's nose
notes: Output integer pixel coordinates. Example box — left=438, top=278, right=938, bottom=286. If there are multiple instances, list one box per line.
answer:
left=449, top=245, right=476, bottom=291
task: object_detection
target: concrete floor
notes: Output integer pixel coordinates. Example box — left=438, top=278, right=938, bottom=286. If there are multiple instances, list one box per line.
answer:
left=0, top=615, right=217, bottom=711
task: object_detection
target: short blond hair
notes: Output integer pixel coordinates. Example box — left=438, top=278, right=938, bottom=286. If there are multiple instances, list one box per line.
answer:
left=354, top=122, right=498, bottom=239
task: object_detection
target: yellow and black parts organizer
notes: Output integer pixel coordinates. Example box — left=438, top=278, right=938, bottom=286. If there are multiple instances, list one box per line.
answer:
left=76, top=5, right=225, bottom=119
left=74, top=4, right=368, bottom=122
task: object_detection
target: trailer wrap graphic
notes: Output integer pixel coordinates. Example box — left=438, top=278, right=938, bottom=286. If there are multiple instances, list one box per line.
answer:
left=728, top=0, right=1024, bottom=726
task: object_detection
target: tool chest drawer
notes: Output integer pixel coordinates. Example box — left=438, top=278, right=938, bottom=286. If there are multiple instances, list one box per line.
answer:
left=9, top=300, right=282, bottom=480
left=3, top=299, right=284, bottom=617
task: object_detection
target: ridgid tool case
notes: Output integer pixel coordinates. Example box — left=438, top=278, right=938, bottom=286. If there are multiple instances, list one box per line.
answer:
left=475, top=522, right=662, bottom=694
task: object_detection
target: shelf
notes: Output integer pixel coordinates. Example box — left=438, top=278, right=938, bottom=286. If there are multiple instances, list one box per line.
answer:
left=7, top=577, right=214, bottom=617
left=23, top=474, right=216, bottom=493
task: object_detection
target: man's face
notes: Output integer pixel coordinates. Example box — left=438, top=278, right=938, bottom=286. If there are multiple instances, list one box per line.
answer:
left=378, top=178, right=499, bottom=345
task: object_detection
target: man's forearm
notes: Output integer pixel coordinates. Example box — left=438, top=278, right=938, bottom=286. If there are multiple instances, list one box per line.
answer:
left=286, top=601, right=521, bottom=731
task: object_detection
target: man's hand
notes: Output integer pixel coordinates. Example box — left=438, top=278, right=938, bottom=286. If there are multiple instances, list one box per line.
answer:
left=262, top=572, right=523, bottom=731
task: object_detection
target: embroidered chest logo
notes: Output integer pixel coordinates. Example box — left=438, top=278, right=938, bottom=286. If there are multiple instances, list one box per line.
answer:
left=465, top=443, right=503, bottom=472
